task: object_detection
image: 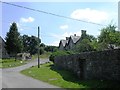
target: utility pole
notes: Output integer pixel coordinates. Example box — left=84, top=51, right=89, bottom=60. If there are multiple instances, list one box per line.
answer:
left=38, top=26, right=40, bottom=68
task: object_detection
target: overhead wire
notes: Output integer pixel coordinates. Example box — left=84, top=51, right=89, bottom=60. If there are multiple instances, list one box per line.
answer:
left=0, top=1, right=108, bottom=26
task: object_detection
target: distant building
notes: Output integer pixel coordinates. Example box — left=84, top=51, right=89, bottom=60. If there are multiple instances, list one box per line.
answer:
left=16, top=53, right=31, bottom=60
left=59, top=30, right=86, bottom=50
left=0, top=36, right=9, bottom=58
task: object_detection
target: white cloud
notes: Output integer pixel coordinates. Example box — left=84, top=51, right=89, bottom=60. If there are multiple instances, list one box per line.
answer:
left=60, top=25, right=68, bottom=30
left=51, top=31, right=81, bottom=40
left=20, top=17, right=35, bottom=23
left=49, top=41, right=60, bottom=46
left=71, top=8, right=109, bottom=23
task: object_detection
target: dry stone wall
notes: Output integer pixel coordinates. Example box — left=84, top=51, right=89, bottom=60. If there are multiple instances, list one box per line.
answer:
left=54, top=49, right=120, bottom=81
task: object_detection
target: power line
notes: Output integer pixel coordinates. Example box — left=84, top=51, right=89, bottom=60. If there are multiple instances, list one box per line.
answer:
left=0, top=1, right=108, bottom=26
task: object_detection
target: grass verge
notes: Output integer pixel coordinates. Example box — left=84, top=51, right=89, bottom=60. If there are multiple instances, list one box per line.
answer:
left=21, top=63, right=120, bottom=88
left=1, top=59, right=28, bottom=68
left=0, top=59, right=2, bottom=68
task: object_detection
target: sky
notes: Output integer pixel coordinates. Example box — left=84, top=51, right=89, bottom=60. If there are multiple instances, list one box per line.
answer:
left=1, top=1, right=119, bottom=46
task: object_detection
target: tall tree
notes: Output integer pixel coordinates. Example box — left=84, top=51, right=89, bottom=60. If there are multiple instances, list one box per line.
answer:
left=5, top=22, right=23, bottom=57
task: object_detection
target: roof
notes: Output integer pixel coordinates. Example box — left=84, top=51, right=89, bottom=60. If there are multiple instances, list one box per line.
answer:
left=70, top=35, right=80, bottom=44
left=59, top=34, right=81, bottom=48
left=60, top=40, right=67, bottom=47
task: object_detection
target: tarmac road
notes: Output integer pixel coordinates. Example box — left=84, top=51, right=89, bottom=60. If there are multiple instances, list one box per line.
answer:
left=2, top=59, right=59, bottom=88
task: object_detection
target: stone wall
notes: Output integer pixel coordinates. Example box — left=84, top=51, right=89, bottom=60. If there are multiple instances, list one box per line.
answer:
left=54, top=49, right=120, bottom=81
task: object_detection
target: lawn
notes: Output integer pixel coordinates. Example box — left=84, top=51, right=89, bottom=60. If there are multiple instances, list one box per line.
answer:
left=21, top=63, right=120, bottom=88
left=1, top=59, right=28, bottom=68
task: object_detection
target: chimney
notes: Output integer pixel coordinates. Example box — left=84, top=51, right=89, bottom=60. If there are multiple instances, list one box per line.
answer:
left=74, top=34, right=76, bottom=36
left=66, top=37, right=69, bottom=40
left=81, top=30, right=86, bottom=35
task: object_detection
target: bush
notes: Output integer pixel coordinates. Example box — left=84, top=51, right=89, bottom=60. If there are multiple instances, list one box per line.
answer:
left=49, top=50, right=74, bottom=62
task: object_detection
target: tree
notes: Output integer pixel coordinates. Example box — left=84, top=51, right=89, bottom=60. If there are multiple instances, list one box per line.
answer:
left=40, top=43, right=45, bottom=47
left=5, top=22, right=23, bottom=57
left=44, top=46, right=58, bottom=52
left=74, top=39, right=94, bottom=53
left=39, top=47, right=44, bottom=55
left=28, top=36, right=41, bottom=55
left=22, top=35, right=30, bottom=52
left=21, top=35, right=41, bottom=55
left=98, top=24, right=120, bottom=50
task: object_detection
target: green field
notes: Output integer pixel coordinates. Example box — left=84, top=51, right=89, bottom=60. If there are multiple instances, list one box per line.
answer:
left=21, top=63, right=120, bottom=88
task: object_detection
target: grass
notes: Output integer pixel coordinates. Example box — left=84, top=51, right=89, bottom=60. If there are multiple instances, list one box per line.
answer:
left=40, top=52, right=52, bottom=59
left=0, top=52, right=51, bottom=68
left=21, top=63, right=120, bottom=88
left=0, top=59, right=2, bottom=68
left=1, top=58, right=28, bottom=68
left=32, top=52, right=52, bottom=60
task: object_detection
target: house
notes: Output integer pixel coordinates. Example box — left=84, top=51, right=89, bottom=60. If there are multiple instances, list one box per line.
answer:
left=59, top=30, right=86, bottom=50
left=0, top=36, right=9, bottom=58
left=59, top=40, right=68, bottom=50
left=16, top=53, right=31, bottom=60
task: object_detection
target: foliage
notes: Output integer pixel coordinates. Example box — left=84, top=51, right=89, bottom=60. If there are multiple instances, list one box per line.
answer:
left=49, top=50, right=74, bottom=62
left=74, top=24, right=120, bottom=52
left=44, top=46, right=58, bottom=52
left=98, top=24, right=120, bottom=50
left=39, top=47, right=44, bottom=55
left=40, top=52, right=52, bottom=59
left=40, top=43, right=45, bottom=47
left=74, top=39, right=94, bottom=53
left=21, top=35, right=41, bottom=55
left=5, top=22, right=23, bottom=56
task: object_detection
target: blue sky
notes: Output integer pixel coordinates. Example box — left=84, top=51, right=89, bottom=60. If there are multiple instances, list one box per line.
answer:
left=1, top=1, right=119, bottom=46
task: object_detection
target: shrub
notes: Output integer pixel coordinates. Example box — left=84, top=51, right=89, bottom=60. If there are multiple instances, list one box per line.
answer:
left=49, top=50, right=74, bottom=62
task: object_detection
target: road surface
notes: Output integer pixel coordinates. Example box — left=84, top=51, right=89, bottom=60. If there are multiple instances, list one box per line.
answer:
left=2, top=59, right=60, bottom=88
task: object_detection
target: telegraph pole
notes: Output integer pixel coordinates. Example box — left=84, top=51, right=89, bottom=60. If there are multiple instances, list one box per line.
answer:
left=38, top=26, right=40, bottom=68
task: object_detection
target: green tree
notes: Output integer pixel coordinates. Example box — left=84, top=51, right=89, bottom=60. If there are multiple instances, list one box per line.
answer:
left=98, top=24, right=120, bottom=50
left=39, top=47, right=44, bottom=55
left=5, top=22, right=23, bottom=57
left=21, top=35, right=41, bottom=55
left=44, top=46, right=58, bottom=52
left=29, top=36, right=41, bottom=55
left=22, top=35, right=30, bottom=52
left=40, top=43, right=45, bottom=47
left=74, top=39, right=94, bottom=53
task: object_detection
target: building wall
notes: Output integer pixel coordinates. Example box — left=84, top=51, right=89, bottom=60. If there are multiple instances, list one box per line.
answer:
left=0, top=37, right=9, bottom=58
left=59, top=43, right=64, bottom=50
left=54, top=49, right=120, bottom=81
